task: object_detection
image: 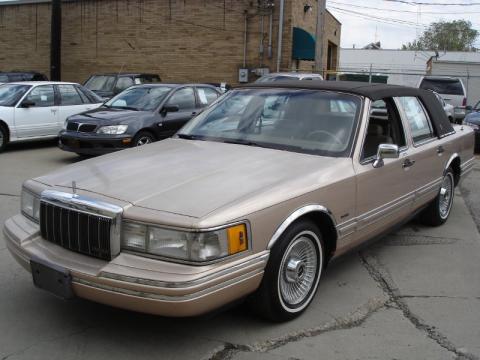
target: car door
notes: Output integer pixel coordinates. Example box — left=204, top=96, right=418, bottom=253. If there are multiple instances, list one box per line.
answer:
left=161, top=87, right=197, bottom=135
left=14, top=84, right=58, bottom=138
left=56, top=84, right=97, bottom=132
left=352, top=98, right=416, bottom=244
left=395, top=96, right=445, bottom=211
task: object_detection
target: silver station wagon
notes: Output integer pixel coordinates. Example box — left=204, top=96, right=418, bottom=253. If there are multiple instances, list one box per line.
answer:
left=4, top=82, right=475, bottom=321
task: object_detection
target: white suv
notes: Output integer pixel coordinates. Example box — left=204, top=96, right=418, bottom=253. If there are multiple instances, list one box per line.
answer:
left=418, top=76, right=467, bottom=123
left=0, top=82, right=103, bottom=152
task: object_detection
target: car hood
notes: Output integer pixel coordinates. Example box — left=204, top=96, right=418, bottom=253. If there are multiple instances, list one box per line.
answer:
left=34, top=139, right=344, bottom=219
left=68, top=107, right=154, bottom=124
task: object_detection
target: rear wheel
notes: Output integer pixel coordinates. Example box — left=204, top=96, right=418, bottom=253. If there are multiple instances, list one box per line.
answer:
left=0, top=125, right=8, bottom=153
left=420, top=168, right=455, bottom=226
left=250, top=219, right=324, bottom=322
left=133, top=131, right=155, bottom=147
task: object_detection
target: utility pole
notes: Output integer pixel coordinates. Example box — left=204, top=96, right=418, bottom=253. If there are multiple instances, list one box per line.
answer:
left=50, top=0, right=62, bottom=81
left=315, top=0, right=326, bottom=76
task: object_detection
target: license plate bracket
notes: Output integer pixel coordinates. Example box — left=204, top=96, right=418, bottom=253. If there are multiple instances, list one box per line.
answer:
left=30, top=258, right=74, bottom=299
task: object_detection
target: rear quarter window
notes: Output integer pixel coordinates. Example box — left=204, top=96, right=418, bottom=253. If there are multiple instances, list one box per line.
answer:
left=419, top=79, right=464, bottom=96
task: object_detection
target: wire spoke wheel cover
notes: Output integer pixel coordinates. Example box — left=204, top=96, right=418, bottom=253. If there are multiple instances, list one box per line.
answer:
left=439, top=172, right=454, bottom=219
left=278, top=230, right=322, bottom=312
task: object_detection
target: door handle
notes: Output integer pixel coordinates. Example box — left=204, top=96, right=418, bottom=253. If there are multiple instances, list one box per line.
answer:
left=191, top=112, right=197, bottom=116
left=437, top=146, right=445, bottom=155
left=403, top=159, right=415, bottom=168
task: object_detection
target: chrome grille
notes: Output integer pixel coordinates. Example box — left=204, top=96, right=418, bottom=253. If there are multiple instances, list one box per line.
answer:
left=40, top=201, right=112, bottom=260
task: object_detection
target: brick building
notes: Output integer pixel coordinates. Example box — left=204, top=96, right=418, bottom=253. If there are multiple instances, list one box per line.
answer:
left=0, top=0, right=341, bottom=84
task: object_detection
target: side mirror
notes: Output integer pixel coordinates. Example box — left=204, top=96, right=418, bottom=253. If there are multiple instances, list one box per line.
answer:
left=20, top=100, right=35, bottom=108
left=161, top=104, right=179, bottom=116
left=466, top=105, right=473, bottom=112
left=373, top=144, right=399, bottom=168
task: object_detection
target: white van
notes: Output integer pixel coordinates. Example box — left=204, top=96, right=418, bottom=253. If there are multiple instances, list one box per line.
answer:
left=418, top=76, right=467, bottom=123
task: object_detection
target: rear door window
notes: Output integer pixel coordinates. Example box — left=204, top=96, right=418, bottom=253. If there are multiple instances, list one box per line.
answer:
left=197, top=87, right=220, bottom=107
left=397, top=96, right=435, bottom=144
left=58, top=84, right=84, bottom=105
left=419, top=78, right=464, bottom=95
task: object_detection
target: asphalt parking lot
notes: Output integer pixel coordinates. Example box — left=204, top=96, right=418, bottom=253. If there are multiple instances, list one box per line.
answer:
left=1, top=142, right=480, bottom=360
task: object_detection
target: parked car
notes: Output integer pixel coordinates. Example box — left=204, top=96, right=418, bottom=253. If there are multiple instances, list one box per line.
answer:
left=431, top=90, right=455, bottom=122
left=463, top=100, right=480, bottom=152
left=4, top=82, right=474, bottom=321
left=0, top=82, right=103, bottom=152
left=255, top=72, right=323, bottom=82
left=59, top=84, right=221, bottom=155
left=84, top=73, right=161, bottom=100
left=418, top=76, right=467, bottom=123
left=0, top=71, right=48, bottom=82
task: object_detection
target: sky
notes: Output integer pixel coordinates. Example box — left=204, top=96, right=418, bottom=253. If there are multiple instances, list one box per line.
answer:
left=327, top=0, right=480, bottom=49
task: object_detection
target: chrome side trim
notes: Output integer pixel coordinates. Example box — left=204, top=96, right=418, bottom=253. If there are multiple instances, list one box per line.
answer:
left=415, top=177, right=443, bottom=199
left=267, top=205, right=337, bottom=250
left=99, top=251, right=270, bottom=289
left=445, top=153, right=459, bottom=172
left=40, top=190, right=123, bottom=257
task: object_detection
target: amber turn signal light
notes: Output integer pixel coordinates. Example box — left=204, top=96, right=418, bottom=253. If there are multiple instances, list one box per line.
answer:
left=227, top=224, right=248, bottom=255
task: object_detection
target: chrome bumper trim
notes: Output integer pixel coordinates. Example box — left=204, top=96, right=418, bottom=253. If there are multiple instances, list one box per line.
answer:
left=98, top=251, right=270, bottom=289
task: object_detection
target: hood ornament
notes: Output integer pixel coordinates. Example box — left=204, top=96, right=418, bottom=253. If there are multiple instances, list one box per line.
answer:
left=72, top=181, right=78, bottom=197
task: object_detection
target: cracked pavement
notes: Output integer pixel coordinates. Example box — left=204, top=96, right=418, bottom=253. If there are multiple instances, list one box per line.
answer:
left=1, top=143, right=479, bottom=360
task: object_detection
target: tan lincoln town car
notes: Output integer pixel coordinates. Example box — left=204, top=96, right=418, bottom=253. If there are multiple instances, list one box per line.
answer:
left=3, top=81, right=475, bottom=321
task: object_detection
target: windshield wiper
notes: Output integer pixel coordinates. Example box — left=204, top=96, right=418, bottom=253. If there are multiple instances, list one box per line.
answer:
left=111, top=106, right=139, bottom=111
left=222, top=138, right=266, bottom=148
left=176, top=133, right=206, bottom=141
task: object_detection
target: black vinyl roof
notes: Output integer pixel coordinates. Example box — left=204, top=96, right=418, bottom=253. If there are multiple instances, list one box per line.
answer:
left=240, top=80, right=455, bottom=138
left=242, top=80, right=428, bottom=101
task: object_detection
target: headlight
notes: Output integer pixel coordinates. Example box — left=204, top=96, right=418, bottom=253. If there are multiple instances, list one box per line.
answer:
left=21, top=188, right=40, bottom=222
left=97, top=125, right=128, bottom=135
left=122, top=222, right=248, bottom=262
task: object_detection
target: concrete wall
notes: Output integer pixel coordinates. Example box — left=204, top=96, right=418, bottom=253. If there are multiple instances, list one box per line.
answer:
left=0, top=0, right=340, bottom=84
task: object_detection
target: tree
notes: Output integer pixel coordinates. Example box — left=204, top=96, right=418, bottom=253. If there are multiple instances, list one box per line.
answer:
left=402, top=20, right=478, bottom=51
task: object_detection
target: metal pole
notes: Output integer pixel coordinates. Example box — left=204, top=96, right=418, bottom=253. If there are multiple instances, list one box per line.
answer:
left=315, top=0, right=326, bottom=76
left=276, top=0, right=285, bottom=72
left=50, top=0, right=62, bottom=81
left=369, top=64, right=372, bottom=83
left=243, top=12, right=248, bottom=68
left=268, top=9, right=273, bottom=59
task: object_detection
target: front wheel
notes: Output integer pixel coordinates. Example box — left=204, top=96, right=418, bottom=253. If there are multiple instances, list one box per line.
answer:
left=133, top=131, right=155, bottom=147
left=0, top=125, right=7, bottom=153
left=419, top=168, right=455, bottom=226
left=250, top=219, right=324, bottom=322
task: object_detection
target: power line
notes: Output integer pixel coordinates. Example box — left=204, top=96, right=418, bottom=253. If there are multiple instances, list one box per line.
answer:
left=329, top=6, right=428, bottom=28
left=383, top=0, right=480, bottom=6
left=329, top=0, right=480, bottom=14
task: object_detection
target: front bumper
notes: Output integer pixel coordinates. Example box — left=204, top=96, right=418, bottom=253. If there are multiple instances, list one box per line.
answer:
left=4, top=214, right=268, bottom=317
left=58, top=131, right=132, bottom=155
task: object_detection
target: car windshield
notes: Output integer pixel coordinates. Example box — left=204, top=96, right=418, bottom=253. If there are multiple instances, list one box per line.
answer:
left=178, top=88, right=361, bottom=157
left=84, top=75, right=117, bottom=92
left=105, top=86, right=173, bottom=111
left=0, top=84, right=31, bottom=107
left=420, top=78, right=464, bottom=96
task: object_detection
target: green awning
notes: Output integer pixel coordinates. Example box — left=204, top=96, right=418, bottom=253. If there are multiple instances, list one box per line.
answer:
left=292, top=27, right=315, bottom=61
